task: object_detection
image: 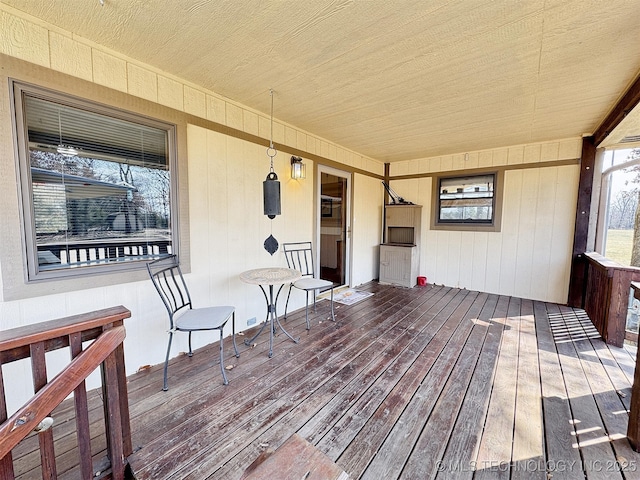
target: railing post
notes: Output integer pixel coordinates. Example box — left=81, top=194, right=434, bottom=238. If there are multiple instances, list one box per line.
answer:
left=628, top=282, right=640, bottom=450
left=102, top=349, right=126, bottom=480
left=0, top=362, right=15, bottom=479
left=115, top=338, right=133, bottom=457
left=607, top=269, right=632, bottom=346
left=101, top=321, right=131, bottom=480
left=30, top=341, right=57, bottom=480
left=70, top=332, right=94, bottom=480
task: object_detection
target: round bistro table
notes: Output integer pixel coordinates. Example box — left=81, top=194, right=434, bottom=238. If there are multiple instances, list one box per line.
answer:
left=240, top=267, right=302, bottom=357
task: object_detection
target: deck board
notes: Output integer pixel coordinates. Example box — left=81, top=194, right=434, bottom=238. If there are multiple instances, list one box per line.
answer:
left=511, top=299, right=545, bottom=480
left=337, top=289, right=475, bottom=477
left=549, top=303, right=623, bottom=480
left=10, top=283, right=640, bottom=480
left=534, top=300, right=585, bottom=480
left=433, top=294, right=502, bottom=480
left=167, top=285, right=429, bottom=479
left=474, top=296, right=520, bottom=480
left=399, top=293, right=492, bottom=479
left=299, top=287, right=453, bottom=447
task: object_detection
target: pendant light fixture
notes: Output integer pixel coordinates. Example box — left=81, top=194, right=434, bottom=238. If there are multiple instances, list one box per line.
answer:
left=263, top=89, right=281, bottom=255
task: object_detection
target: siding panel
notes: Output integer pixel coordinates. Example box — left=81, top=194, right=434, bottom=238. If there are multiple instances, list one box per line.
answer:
left=513, top=168, right=539, bottom=298
left=394, top=152, right=578, bottom=303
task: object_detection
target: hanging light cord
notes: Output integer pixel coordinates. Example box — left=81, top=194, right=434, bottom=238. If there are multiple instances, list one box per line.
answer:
left=265, top=89, right=278, bottom=237
left=267, top=89, right=277, bottom=173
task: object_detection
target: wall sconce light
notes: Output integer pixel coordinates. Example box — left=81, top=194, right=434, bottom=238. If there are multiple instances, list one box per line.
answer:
left=291, top=156, right=306, bottom=179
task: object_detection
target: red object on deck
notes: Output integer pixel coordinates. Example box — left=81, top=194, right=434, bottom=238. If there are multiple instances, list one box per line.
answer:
left=417, top=276, right=427, bottom=286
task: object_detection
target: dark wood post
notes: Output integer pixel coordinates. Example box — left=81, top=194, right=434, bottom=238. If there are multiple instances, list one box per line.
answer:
left=70, top=332, right=94, bottom=480
left=567, top=136, right=596, bottom=307
left=31, top=341, right=57, bottom=480
left=569, top=72, right=640, bottom=307
left=383, top=162, right=390, bottom=205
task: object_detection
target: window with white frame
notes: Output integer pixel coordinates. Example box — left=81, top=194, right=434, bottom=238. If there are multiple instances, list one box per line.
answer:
left=12, top=83, right=176, bottom=280
left=597, top=148, right=640, bottom=265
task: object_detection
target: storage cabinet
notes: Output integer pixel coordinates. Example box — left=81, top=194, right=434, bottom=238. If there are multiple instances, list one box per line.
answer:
left=379, top=205, right=422, bottom=288
left=379, top=244, right=419, bottom=287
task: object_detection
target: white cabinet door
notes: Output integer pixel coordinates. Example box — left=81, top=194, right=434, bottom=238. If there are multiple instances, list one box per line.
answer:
left=379, top=245, right=416, bottom=287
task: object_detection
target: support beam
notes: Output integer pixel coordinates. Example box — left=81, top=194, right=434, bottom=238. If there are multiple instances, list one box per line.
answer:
left=594, top=73, right=640, bottom=146
left=567, top=137, right=596, bottom=307
left=569, top=72, right=640, bottom=306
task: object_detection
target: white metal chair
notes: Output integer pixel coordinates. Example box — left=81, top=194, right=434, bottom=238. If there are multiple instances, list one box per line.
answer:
left=283, top=242, right=336, bottom=329
left=147, top=255, right=238, bottom=390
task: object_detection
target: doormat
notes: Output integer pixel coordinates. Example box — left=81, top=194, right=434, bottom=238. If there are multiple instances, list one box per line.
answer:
left=333, top=289, right=374, bottom=305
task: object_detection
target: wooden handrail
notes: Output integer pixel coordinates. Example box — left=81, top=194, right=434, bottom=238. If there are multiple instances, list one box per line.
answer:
left=0, top=326, right=125, bottom=459
left=0, top=306, right=131, bottom=480
left=0, top=305, right=129, bottom=355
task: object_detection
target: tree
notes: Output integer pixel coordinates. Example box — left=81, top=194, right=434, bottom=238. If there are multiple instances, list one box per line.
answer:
left=29, top=148, right=171, bottom=239
left=30, top=150, right=96, bottom=177
left=609, top=189, right=638, bottom=229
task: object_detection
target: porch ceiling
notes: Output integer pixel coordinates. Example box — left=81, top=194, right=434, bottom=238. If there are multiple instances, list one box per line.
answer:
left=5, top=0, right=640, bottom=161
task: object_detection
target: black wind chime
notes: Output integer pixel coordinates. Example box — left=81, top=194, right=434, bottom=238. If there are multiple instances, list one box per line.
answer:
left=263, top=89, right=281, bottom=255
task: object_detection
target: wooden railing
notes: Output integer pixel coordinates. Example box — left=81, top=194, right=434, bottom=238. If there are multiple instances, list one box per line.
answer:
left=38, top=238, right=171, bottom=270
left=582, top=252, right=640, bottom=347
left=627, top=282, right=640, bottom=450
left=0, top=306, right=132, bottom=479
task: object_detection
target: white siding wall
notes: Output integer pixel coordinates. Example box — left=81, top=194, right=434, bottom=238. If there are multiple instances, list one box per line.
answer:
left=186, top=125, right=317, bottom=336
left=170, top=127, right=385, bottom=356
left=390, top=139, right=581, bottom=304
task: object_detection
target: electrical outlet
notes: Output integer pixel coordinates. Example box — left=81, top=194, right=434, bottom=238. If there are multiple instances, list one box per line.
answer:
left=247, top=317, right=256, bottom=326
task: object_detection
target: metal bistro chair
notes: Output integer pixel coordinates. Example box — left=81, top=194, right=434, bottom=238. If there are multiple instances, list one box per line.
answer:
left=283, top=242, right=336, bottom=330
left=147, top=255, right=239, bottom=390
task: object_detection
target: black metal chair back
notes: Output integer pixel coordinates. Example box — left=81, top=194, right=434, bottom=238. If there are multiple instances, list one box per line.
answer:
left=147, top=255, right=192, bottom=329
left=283, top=241, right=316, bottom=278
left=282, top=242, right=336, bottom=329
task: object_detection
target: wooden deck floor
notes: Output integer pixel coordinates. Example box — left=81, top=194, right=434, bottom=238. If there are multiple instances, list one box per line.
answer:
left=12, top=282, right=640, bottom=479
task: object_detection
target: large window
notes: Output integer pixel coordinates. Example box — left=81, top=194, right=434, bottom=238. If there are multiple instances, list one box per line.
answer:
left=13, top=84, right=176, bottom=280
left=596, top=148, right=640, bottom=339
left=437, top=173, right=496, bottom=224
left=597, top=148, right=640, bottom=265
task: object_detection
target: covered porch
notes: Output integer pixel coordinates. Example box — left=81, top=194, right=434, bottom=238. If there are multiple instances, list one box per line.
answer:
left=11, top=282, right=640, bottom=479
